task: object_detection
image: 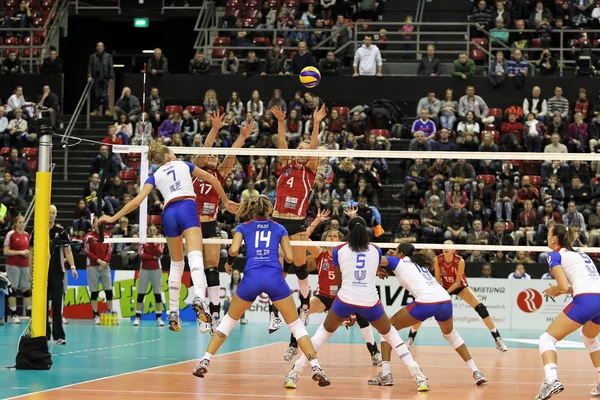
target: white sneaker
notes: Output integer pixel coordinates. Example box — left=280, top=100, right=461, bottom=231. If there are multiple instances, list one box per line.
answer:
left=284, top=345, right=299, bottom=362
left=94, top=316, right=100, bottom=325
left=54, top=339, right=66, bottom=345
left=495, top=337, right=508, bottom=352
left=133, top=317, right=140, bottom=326
left=299, top=307, right=309, bottom=326
left=199, top=322, right=212, bottom=334
left=11, top=315, right=21, bottom=324
left=406, top=336, right=415, bottom=349
left=268, top=312, right=283, bottom=334
left=590, top=382, right=600, bottom=396
left=62, top=317, right=68, bottom=325
left=156, top=318, right=165, bottom=327
left=211, top=315, right=221, bottom=333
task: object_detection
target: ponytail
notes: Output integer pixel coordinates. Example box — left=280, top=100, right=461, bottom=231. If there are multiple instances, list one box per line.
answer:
left=347, top=216, right=369, bottom=252
left=552, top=223, right=576, bottom=251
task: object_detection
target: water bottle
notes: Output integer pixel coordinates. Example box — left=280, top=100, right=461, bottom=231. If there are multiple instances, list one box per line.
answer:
left=100, top=312, right=106, bottom=325
left=112, top=311, right=118, bottom=325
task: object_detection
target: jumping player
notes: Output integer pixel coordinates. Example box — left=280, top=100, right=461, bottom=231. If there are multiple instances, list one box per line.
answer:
left=406, top=240, right=507, bottom=352
left=268, top=104, right=327, bottom=333
left=369, top=243, right=487, bottom=386
left=283, top=208, right=382, bottom=366
left=98, top=141, right=238, bottom=332
left=534, top=224, right=600, bottom=400
left=193, top=112, right=254, bottom=332
left=284, top=217, right=429, bottom=392
left=192, top=195, right=330, bottom=388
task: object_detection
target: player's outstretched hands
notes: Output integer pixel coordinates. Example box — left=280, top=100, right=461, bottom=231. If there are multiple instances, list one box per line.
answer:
left=210, top=110, right=229, bottom=130
left=225, top=263, right=233, bottom=275
left=270, top=106, right=286, bottom=121
left=315, top=208, right=331, bottom=223
left=543, top=284, right=566, bottom=298
left=240, top=118, right=255, bottom=138
left=313, top=104, right=327, bottom=123
left=225, top=200, right=239, bottom=213
left=377, top=266, right=390, bottom=279
left=344, top=205, right=358, bottom=219
left=97, top=215, right=115, bottom=225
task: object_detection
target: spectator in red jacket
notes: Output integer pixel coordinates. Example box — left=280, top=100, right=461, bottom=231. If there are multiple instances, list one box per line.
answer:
left=516, top=175, right=540, bottom=210
left=500, top=112, right=523, bottom=151
left=573, top=87, right=589, bottom=120
left=83, top=219, right=113, bottom=324
left=102, top=125, right=123, bottom=146
left=567, top=111, right=588, bottom=152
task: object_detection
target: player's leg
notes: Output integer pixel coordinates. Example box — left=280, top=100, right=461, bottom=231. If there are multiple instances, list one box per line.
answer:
left=291, top=230, right=311, bottom=321
left=183, top=226, right=213, bottom=331
left=165, top=234, right=186, bottom=331
left=582, top=321, right=600, bottom=396
left=407, top=321, right=423, bottom=349
left=202, top=221, right=222, bottom=330
left=150, top=269, right=165, bottom=326
left=6, top=266, right=20, bottom=323
left=87, top=266, right=101, bottom=324
left=49, top=275, right=65, bottom=343
left=460, top=287, right=507, bottom=351
left=134, top=269, right=150, bottom=326
left=355, top=313, right=382, bottom=365
left=285, top=295, right=327, bottom=361
left=100, top=265, right=114, bottom=312
left=269, top=255, right=292, bottom=334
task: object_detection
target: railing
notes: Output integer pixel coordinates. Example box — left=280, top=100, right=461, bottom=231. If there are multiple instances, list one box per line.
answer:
left=193, top=0, right=217, bottom=52
left=62, top=79, right=93, bottom=181
left=164, top=0, right=205, bottom=12
left=74, top=0, right=120, bottom=14
left=24, top=162, right=55, bottom=228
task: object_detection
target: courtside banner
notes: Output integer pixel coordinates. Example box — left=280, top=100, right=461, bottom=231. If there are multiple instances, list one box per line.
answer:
left=510, top=279, right=573, bottom=329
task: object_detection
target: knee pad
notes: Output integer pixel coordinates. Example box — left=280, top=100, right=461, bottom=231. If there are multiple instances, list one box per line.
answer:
left=475, top=303, right=489, bottom=319
left=205, top=267, right=219, bottom=288
left=283, top=260, right=293, bottom=274
left=581, top=331, right=600, bottom=353
left=442, top=330, right=465, bottom=350
left=539, top=332, right=558, bottom=355
left=288, top=318, right=309, bottom=340
left=355, top=313, right=370, bottom=329
left=104, top=289, right=113, bottom=301
left=295, top=264, right=308, bottom=280
left=22, top=289, right=32, bottom=298
left=154, top=293, right=163, bottom=304
left=90, top=291, right=99, bottom=301
left=137, top=293, right=145, bottom=303
left=216, top=314, right=238, bottom=337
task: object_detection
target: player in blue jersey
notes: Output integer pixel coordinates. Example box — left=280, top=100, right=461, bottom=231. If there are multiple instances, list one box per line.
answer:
left=98, top=142, right=238, bottom=332
left=535, top=223, right=600, bottom=400
left=192, top=195, right=330, bottom=387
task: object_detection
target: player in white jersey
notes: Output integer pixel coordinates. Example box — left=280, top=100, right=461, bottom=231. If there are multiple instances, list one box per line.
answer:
left=535, top=223, right=600, bottom=400
left=369, top=243, right=487, bottom=387
left=283, top=217, right=430, bottom=392
left=99, top=142, right=238, bottom=332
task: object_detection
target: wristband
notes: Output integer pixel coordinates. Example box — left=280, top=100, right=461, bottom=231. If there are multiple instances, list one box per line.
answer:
left=227, top=254, right=236, bottom=265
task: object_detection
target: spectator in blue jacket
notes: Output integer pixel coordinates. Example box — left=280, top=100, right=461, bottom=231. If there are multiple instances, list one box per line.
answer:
left=508, top=49, right=528, bottom=89
left=411, top=109, right=437, bottom=140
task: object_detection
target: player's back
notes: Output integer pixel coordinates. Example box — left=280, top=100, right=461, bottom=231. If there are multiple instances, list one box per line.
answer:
left=333, top=243, right=381, bottom=307
left=316, top=251, right=337, bottom=298
left=387, top=256, right=450, bottom=303
left=147, top=161, right=196, bottom=207
left=235, top=219, right=288, bottom=271
left=548, top=249, right=600, bottom=296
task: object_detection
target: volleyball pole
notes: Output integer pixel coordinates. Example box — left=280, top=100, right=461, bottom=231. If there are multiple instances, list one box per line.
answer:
left=139, top=63, right=149, bottom=244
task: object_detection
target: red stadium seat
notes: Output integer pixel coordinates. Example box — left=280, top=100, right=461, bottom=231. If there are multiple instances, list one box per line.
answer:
left=4, top=37, right=20, bottom=45
left=32, top=29, right=46, bottom=40
left=32, top=17, right=45, bottom=28
left=41, top=0, right=55, bottom=9
left=593, top=177, right=600, bottom=186
left=4, top=48, right=21, bottom=57
left=226, top=0, right=242, bottom=8
left=218, top=106, right=225, bottom=115
left=245, top=0, right=260, bottom=8
left=165, top=105, right=183, bottom=116
left=4, top=0, right=17, bottom=8
left=530, top=38, right=541, bottom=48
left=224, top=8, right=241, bottom=17
left=283, top=0, right=298, bottom=6
left=119, top=170, right=138, bottom=182
left=471, top=38, right=488, bottom=49
left=470, top=49, right=486, bottom=61
left=488, top=108, right=503, bottom=118
left=245, top=9, right=258, bottom=18
left=322, top=18, right=333, bottom=27
left=213, top=37, right=231, bottom=46
left=212, top=48, right=228, bottom=58
left=23, top=36, right=41, bottom=46
left=23, top=37, right=41, bottom=57
left=22, top=147, right=38, bottom=159
left=26, top=159, right=37, bottom=172
left=148, top=215, right=162, bottom=226
left=332, top=106, right=349, bottom=117
left=370, top=129, right=389, bottom=138
left=268, top=0, right=280, bottom=7
left=274, top=37, right=287, bottom=47
left=0, top=147, right=10, bottom=156
left=530, top=175, right=542, bottom=187
left=186, top=105, right=204, bottom=117
left=505, top=221, right=515, bottom=232
left=252, top=36, right=271, bottom=47
left=127, top=160, right=140, bottom=171
left=477, top=174, right=496, bottom=186
left=241, top=18, right=258, bottom=27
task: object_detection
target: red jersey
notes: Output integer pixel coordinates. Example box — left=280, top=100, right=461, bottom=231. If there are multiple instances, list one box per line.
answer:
left=275, top=160, right=315, bottom=217
left=139, top=242, right=164, bottom=270
left=315, top=251, right=338, bottom=298
left=4, top=230, right=30, bottom=267
left=437, top=253, right=468, bottom=289
left=83, top=231, right=112, bottom=267
left=193, top=168, right=225, bottom=219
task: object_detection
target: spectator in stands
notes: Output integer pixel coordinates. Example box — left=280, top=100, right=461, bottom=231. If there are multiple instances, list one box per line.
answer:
left=500, top=112, right=523, bottom=151
left=448, top=159, right=476, bottom=193
left=470, top=0, right=493, bottom=38
left=446, top=181, right=468, bottom=209
left=6, top=86, right=30, bottom=121
left=516, top=175, right=540, bottom=207
left=0, top=108, right=7, bottom=142
left=400, top=16, right=415, bottom=59
left=288, top=20, right=315, bottom=48
left=467, top=219, right=490, bottom=245
left=6, top=0, right=31, bottom=37
left=508, top=264, right=531, bottom=279
left=458, top=86, right=489, bottom=121
left=416, top=92, right=440, bottom=122
left=6, top=110, right=28, bottom=149
left=563, top=200, right=587, bottom=233
left=439, top=89, right=458, bottom=131
left=331, top=15, right=352, bottom=63
left=479, top=131, right=499, bottom=152
left=146, top=87, right=164, bottom=129
left=113, top=87, right=140, bottom=125
left=203, top=89, right=219, bottom=114
left=480, top=262, right=493, bottom=278
left=0, top=172, right=18, bottom=207
left=510, top=19, right=529, bottom=49
left=493, top=0, right=512, bottom=27
left=41, top=50, right=63, bottom=74
left=566, top=175, right=593, bottom=218
left=286, top=42, right=315, bottom=75
left=537, top=202, right=561, bottom=244
left=489, top=51, right=509, bottom=88
left=421, top=195, right=444, bottom=241
left=411, top=109, right=436, bottom=139
left=588, top=202, right=600, bottom=247
left=2, top=52, right=23, bottom=75
left=352, top=35, right=383, bottom=77
left=523, top=86, right=547, bottom=122
left=247, top=90, right=264, bottom=122
left=226, top=91, right=244, bottom=123
left=490, top=221, right=515, bottom=245
left=496, top=180, right=516, bottom=221
left=514, top=199, right=537, bottom=245
left=115, top=114, right=133, bottom=145
left=398, top=180, right=422, bottom=219
left=90, top=145, right=119, bottom=181
left=443, top=196, right=468, bottom=242
left=353, top=0, right=381, bottom=21
left=157, top=113, right=181, bottom=144
left=432, top=128, right=457, bottom=151
left=528, top=1, right=553, bottom=28
left=567, top=111, right=589, bottom=152
left=147, top=48, right=168, bottom=90
left=417, top=44, right=441, bottom=76
left=536, top=48, right=558, bottom=76
left=547, top=86, right=570, bottom=123
left=507, top=49, right=528, bottom=89
left=546, top=114, right=568, bottom=143
left=5, top=148, right=30, bottom=201
left=539, top=174, right=566, bottom=214
left=131, top=115, right=153, bottom=146
left=574, top=87, right=590, bottom=120
left=88, top=42, right=114, bottom=117
left=221, top=51, right=239, bottom=75
left=319, top=51, right=341, bottom=75
left=523, top=112, right=546, bottom=152
left=258, top=1, right=277, bottom=28
left=102, top=125, right=122, bottom=146
left=179, top=110, right=197, bottom=146
left=393, top=219, right=417, bottom=244
left=242, top=50, right=263, bottom=77
left=451, top=52, right=475, bottom=80
left=262, top=45, right=285, bottom=76
left=188, top=52, right=210, bottom=74
left=408, top=130, right=432, bottom=151
left=36, top=85, right=60, bottom=128
left=490, top=19, right=510, bottom=44
left=72, top=199, right=92, bottom=238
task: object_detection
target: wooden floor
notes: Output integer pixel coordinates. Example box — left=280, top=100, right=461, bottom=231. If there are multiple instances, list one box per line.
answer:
left=10, top=342, right=598, bottom=400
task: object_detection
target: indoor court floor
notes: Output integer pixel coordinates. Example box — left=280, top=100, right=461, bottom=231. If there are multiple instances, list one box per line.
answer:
left=0, top=322, right=597, bottom=400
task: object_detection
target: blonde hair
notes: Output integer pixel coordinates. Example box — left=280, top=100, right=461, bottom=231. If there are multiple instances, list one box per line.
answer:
left=204, top=89, right=217, bottom=104
left=236, top=195, right=273, bottom=221
left=148, top=141, right=171, bottom=164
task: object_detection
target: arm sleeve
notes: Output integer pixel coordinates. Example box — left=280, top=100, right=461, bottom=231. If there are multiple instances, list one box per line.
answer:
left=386, top=256, right=399, bottom=271
left=144, top=175, right=156, bottom=187
left=547, top=251, right=562, bottom=269
left=184, top=161, right=195, bottom=174
left=278, top=223, right=288, bottom=238
left=104, top=242, right=112, bottom=262
left=331, top=246, right=339, bottom=267
left=84, top=235, right=99, bottom=262
left=374, top=244, right=382, bottom=264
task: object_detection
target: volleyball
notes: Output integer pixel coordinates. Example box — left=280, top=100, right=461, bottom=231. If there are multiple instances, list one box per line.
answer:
left=299, top=66, right=321, bottom=88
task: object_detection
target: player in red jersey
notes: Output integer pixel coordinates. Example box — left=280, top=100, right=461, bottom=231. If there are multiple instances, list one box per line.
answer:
left=268, top=104, right=327, bottom=333
left=4, top=215, right=31, bottom=324
left=406, top=240, right=508, bottom=352
left=193, top=112, right=254, bottom=333
left=282, top=208, right=382, bottom=365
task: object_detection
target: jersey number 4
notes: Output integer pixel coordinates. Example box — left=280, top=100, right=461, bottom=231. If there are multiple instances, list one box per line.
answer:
left=197, top=183, right=212, bottom=195
left=286, top=177, right=294, bottom=188
left=255, top=231, right=272, bottom=248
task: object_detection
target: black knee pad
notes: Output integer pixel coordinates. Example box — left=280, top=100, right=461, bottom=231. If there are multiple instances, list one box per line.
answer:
left=154, top=293, right=162, bottom=304
left=22, top=289, right=32, bottom=297
left=283, top=260, right=293, bottom=274
left=299, top=292, right=311, bottom=307
left=295, top=264, right=308, bottom=280
left=137, top=293, right=145, bottom=303
left=205, top=267, right=220, bottom=287
left=90, top=291, right=99, bottom=301
left=355, top=313, right=370, bottom=329
left=104, top=290, right=113, bottom=301
left=475, top=303, right=489, bottom=319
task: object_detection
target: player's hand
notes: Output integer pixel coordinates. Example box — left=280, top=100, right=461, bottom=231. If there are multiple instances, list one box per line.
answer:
left=240, top=119, right=255, bottom=138
left=71, top=268, right=79, bottom=280
left=225, top=263, right=233, bottom=275
left=210, top=110, right=229, bottom=130
left=225, top=200, right=239, bottom=213
left=270, top=106, right=286, bottom=121
left=315, top=208, right=331, bottom=223
left=386, top=249, right=395, bottom=257
left=344, top=206, right=358, bottom=218
left=377, top=266, right=389, bottom=279
left=97, top=215, right=115, bottom=225
left=313, top=104, right=327, bottom=123
left=21, top=249, right=29, bottom=256
left=543, top=284, right=566, bottom=298
left=343, top=314, right=357, bottom=329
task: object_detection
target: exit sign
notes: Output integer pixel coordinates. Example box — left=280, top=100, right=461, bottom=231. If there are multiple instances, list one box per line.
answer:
left=134, top=18, right=149, bottom=28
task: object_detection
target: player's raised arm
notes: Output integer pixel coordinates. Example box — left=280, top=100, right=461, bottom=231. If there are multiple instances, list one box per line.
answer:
left=98, top=184, right=154, bottom=225
left=271, top=106, right=290, bottom=164
left=194, top=111, right=228, bottom=167
left=218, top=117, right=254, bottom=177
left=307, top=104, right=327, bottom=172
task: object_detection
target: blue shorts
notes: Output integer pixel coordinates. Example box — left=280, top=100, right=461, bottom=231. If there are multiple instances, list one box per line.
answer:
left=331, top=298, right=385, bottom=322
left=162, top=199, right=200, bottom=238
left=563, top=294, right=600, bottom=325
left=236, top=267, right=291, bottom=302
left=406, top=301, right=453, bottom=322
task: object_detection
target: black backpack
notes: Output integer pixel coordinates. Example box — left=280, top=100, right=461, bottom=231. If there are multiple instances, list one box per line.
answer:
left=368, top=99, right=402, bottom=129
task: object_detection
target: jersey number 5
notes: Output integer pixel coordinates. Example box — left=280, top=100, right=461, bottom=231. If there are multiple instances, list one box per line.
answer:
left=255, top=231, right=272, bottom=248
left=354, top=254, right=366, bottom=281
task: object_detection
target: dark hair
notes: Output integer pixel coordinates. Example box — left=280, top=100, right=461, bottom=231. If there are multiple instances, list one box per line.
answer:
left=552, top=223, right=576, bottom=251
left=396, top=243, right=415, bottom=257
left=347, top=216, right=369, bottom=252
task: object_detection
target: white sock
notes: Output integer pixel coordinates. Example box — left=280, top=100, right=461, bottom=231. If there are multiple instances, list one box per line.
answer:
left=360, top=326, right=375, bottom=345
left=168, top=260, right=185, bottom=313
left=9, top=306, right=16, bottom=312
left=188, top=251, right=207, bottom=299
left=382, top=326, right=417, bottom=376
left=466, top=359, right=478, bottom=372
left=410, top=328, right=417, bottom=334
left=490, top=328, right=497, bottom=333
left=298, top=277, right=310, bottom=298
left=295, top=324, right=333, bottom=373
left=382, top=361, right=391, bottom=375
left=309, top=359, right=320, bottom=368
left=544, top=363, right=558, bottom=383
left=203, top=352, right=213, bottom=361
left=207, top=286, right=220, bottom=308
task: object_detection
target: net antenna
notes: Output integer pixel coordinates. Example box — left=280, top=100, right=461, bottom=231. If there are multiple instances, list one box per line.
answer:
left=138, top=63, right=149, bottom=244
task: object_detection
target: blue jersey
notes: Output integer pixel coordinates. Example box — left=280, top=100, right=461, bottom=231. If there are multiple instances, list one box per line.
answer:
left=235, top=219, right=288, bottom=271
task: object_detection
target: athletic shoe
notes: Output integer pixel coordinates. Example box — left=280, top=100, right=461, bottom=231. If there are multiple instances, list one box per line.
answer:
left=211, top=315, right=221, bottom=333
left=62, top=317, right=68, bottom=325
left=199, top=322, right=212, bottom=335
left=406, top=336, right=415, bottom=349
left=414, top=372, right=430, bottom=392
left=284, top=345, right=299, bottom=362
left=311, top=365, right=330, bottom=387
left=495, top=337, right=508, bottom=352
left=299, top=307, right=309, bottom=326
left=168, top=311, right=182, bottom=331
left=93, top=316, right=100, bottom=325
left=590, top=382, right=600, bottom=396
left=284, top=371, right=299, bottom=389
left=473, top=370, right=488, bottom=386
left=54, top=339, right=66, bottom=345
left=240, top=317, right=248, bottom=324
left=156, top=318, right=165, bottom=327
left=192, top=297, right=212, bottom=327
left=268, top=312, right=283, bottom=334
left=11, top=315, right=20, bottom=324
left=535, top=379, right=564, bottom=400
left=192, top=358, right=210, bottom=378
left=0, top=318, right=4, bottom=326
left=371, top=350, right=382, bottom=366
left=368, top=371, right=394, bottom=386
left=133, top=317, right=140, bottom=326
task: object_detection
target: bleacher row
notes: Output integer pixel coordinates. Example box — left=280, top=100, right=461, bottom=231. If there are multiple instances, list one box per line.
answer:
left=0, top=146, right=37, bottom=171
left=0, top=0, right=58, bottom=57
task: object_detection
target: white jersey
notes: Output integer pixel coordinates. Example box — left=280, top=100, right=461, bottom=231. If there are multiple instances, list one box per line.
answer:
left=547, top=249, right=600, bottom=296
left=387, top=256, right=451, bottom=304
left=145, top=161, right=196, bottom=208
left=332, top=242, right=382, bottom=307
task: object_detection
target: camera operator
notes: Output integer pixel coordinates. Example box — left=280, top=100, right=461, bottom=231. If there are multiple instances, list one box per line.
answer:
left=536, top=48, right=558, bottom=76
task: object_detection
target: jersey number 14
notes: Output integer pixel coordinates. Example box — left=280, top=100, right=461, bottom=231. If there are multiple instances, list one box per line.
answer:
left=255, top=231, right=272, bottom=248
